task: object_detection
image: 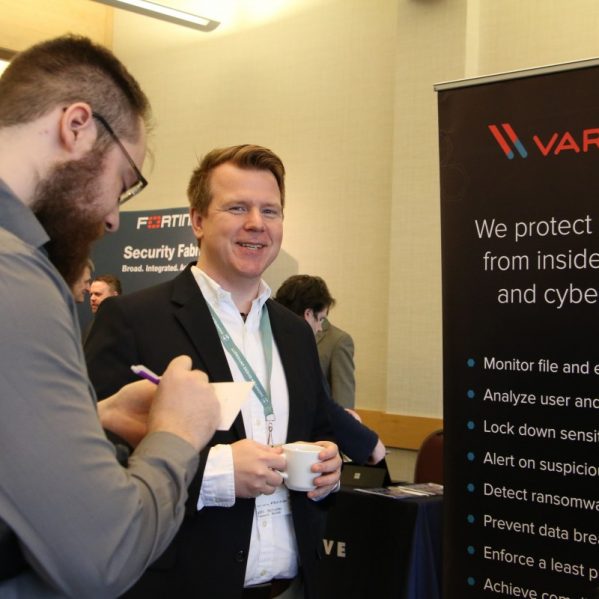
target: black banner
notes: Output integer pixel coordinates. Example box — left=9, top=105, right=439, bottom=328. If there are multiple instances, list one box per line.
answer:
left=439, top=64, right=599, bottom=598
left=77, top=207, right=196, bottom=329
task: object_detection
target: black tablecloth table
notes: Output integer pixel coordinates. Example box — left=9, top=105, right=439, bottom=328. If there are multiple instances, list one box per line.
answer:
left=317, top=488, right=443, bottom=599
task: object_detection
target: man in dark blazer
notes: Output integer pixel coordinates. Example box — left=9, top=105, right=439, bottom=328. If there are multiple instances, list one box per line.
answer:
left=274, top=275, right=386, bottom=465
left=273, top=275, right=356, bottom=409
left=85, top=144, right=342, bottom=599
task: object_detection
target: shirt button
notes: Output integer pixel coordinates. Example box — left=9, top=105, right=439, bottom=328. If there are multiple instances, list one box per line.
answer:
left=262, top=520, right=268, bottom=528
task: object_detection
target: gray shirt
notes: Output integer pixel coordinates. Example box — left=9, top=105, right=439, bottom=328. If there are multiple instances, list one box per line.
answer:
left=0, top=181, right=198, bottom=598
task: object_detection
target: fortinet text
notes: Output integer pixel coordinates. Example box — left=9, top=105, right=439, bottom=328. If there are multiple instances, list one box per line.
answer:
left=136, top=213, right=191, bottom=229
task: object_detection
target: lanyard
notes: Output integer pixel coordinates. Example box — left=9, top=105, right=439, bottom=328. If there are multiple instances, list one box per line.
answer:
left=207, top=303, right=275, bottom=444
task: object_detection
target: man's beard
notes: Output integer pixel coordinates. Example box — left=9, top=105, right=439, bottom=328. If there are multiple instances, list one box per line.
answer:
left=31, top=147, right=108, bottom=288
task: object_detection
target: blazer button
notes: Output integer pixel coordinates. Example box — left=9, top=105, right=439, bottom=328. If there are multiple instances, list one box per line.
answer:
left=235, top=550, right=246, bottom=563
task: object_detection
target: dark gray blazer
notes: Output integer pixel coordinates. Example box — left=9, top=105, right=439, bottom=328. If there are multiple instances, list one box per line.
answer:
left=317, top=319, right=356, bottom=409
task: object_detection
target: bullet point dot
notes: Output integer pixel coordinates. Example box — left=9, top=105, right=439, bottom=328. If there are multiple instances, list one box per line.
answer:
left=467, top=358, right=476, bottom=367
left=467, top=577, right=476, bottom=586
left=467, top=451, right=475, bottom=461
left=467, top=420, right=475, bottom=430
left=467, top=389, right=475, bottom=399
left=467, top=514, right=475, bottom=524
left=467, top=545, right=475, bottom=555
left=467, top=483, right=475, bottom=492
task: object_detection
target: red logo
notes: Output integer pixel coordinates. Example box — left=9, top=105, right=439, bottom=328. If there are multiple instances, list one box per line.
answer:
left=136, top=213, right=191, bottom=230
left=488, top=124, right=528, bottom=159
left=147, top=215, right=162, bottom=229
left=489, top=123, right=599, bottom=159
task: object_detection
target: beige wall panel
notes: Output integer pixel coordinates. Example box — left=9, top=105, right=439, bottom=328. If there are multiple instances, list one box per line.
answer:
left=7, top=0, right=599, bottom=436
left=387, top=0, right=468, bottom=419
left=388, top=0, right=599, bottom=423
left=477, top=0, right=599, bottom=75
left=0, top=0, right=112, bottom=51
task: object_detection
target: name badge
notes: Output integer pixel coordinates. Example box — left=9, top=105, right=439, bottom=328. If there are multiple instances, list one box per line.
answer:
left=255, top=485, right=291, bottom=519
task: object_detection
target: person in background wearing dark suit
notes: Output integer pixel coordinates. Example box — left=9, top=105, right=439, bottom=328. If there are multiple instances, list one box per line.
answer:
left=274, top=274, right=355, bottom=409
left=90, top=273, right=122, bottom=313
left=85, top=144, right=342, bottom=599
left=82, top=273, right=123, bottom=343
left=317, top=318, right=356, bottom=409
left=275, top=275, right=386, bottom=465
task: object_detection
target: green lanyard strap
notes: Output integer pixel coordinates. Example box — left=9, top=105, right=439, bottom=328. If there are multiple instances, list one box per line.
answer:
left=207, top=303, right=275, bottom=442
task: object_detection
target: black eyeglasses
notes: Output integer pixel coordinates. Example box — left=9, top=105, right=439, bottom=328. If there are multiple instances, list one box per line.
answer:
left=92, top=112, right=148, bottom=206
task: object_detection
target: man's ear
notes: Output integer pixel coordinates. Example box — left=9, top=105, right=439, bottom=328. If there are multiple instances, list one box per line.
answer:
left=304, top=308, right=312, bottom=321
left=190, top=207, right=204, bottom=242
left=59, top=103, right=96, bottom=157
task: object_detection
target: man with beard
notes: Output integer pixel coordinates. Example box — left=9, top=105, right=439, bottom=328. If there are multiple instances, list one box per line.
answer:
left=0, top=35, right=220, bottom=597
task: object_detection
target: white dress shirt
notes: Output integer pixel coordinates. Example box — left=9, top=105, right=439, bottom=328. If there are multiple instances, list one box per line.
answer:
left=191, top=267, right=298, bottom=586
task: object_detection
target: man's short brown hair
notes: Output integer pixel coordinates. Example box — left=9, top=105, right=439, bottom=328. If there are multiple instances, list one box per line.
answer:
left=275, top=275, right=336, bottom=317
left=0, top=35, right=150, bottom=143
left=94, top=274, right=122, bottom=295
left=187, top=144, right=285, bottom=215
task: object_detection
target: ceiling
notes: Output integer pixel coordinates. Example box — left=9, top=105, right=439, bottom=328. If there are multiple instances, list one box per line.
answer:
left=108, top=0, right=329, bottom=54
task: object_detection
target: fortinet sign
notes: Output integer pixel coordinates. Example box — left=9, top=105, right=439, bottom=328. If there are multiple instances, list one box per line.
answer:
left=488, top=123, right=599, bottom=159
left=136, top=213, right=191, bottom=229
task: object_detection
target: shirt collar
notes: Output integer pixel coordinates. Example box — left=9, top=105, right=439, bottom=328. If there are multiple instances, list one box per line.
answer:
left=0, top=179, right=50, bottom=251
left=191, top=266, right=271, bottom=319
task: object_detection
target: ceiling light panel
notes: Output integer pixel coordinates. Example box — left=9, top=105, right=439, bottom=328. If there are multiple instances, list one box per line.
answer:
left=91, top=0, right=220, bottom=32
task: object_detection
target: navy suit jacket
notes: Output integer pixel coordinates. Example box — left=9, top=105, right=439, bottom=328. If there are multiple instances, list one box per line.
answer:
left=85, top=264, right=333, bottom=599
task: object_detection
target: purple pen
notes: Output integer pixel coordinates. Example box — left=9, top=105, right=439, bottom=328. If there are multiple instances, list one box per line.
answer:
left=131, top=364, right=161, bottom=385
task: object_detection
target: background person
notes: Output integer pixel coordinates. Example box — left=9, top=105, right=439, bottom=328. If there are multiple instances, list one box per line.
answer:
left=85, top=144, right=342, bottom=599
left=90, top=273, right=122, bottom=313
left=71, top=257, right=94, bottom=303
left=317, top=317, right=356, bottom=409
left=274, top=274, right=355, bottom=409
left=0, top=35, right=220, bottom=597
left=275, top=274, right=386, bottom=465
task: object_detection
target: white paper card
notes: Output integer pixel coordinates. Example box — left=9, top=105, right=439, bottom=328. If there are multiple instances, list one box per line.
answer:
left=255, top=485, right=291, bottom=519
left=211, top=381, right=254, bottom=430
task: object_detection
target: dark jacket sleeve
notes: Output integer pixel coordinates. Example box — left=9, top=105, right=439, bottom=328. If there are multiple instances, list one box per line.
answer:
left=324, top=391, right=378, bottom=464
left=84, top=296, right=139, bottom=399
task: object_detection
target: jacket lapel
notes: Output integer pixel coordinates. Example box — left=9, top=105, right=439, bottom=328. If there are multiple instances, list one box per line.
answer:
left=170, top=265, right=246, bottom=439
left=266, top=299, right=304, bottom=442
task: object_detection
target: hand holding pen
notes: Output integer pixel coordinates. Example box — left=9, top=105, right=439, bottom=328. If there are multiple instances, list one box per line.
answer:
left=141, top=356, right=220, bottom=451
left=100, top=357, right=220, bottom=452
left=131, top=364, right=161, bottom=385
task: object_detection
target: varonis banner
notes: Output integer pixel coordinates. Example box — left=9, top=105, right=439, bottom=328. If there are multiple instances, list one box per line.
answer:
left=437, top=61, right=599, bottom=599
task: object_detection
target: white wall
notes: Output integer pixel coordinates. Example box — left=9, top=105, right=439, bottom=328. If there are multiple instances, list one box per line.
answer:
left=7, top=0, right=599, bottom=421
left=387, top=0, right=599, bottom=419
left=114, top=0, right=397, bottom=412
left=113, top=0, right=599, bottom=419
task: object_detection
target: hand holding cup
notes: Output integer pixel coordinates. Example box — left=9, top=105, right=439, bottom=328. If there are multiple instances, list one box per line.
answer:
left=280, top=441, right=342, bottom=499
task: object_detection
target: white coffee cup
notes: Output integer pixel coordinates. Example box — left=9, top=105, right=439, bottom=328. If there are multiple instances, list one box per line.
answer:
left=279, top=442, right=322, bottom=492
